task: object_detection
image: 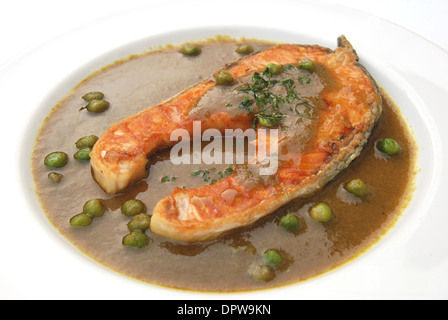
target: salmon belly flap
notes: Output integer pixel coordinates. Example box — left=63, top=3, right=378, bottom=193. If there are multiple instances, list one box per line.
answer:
left=90, top=36, right=382, bottom=242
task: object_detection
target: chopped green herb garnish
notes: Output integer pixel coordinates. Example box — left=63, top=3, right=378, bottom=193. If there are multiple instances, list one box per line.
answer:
left=191, top=165, right=235, bottom=185
left=191, top=169, right=210, bottom=182
left=256, top=113, right=287, bottom=127
left=224, top=164, right=234, bottom=176
left=237, top=64, right=318, bottom=129
left=298, top=77, right=311, bottom=84
left=238, top=96, right=254, bottom=114
left=161, top=175, right=176, bottom=182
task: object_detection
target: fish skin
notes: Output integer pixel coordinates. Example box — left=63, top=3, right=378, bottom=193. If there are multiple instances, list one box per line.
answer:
left=90, top=36, right=382, bottom=242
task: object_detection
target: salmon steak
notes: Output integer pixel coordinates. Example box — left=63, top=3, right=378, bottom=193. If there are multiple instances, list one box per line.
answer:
left=90, top=36, right=382, bottom=242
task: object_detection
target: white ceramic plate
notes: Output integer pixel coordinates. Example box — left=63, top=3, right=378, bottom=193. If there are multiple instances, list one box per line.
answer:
left=1, top=0, right=447, bottom=299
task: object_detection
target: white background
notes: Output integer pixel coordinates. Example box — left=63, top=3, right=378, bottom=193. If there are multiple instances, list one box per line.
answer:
left=0, top=0, right=447, bottom=67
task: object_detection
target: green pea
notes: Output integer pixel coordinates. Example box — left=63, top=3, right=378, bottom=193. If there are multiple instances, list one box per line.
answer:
left=44, top=152, right=68, bottom=168
left=379, top=138, right=400, bottom=156
left=70, top=213, right=93, bottom=227
left=122, top=231, right=149, bottom=248
left=48, top=172, right=63, bottom=183
left=236, top=44, right=254, bottom=55
left=263, top=249, right=283, bottom=268
left=73, top=147, right=92, bottom=161
left=309, top=203, right=333, bottom=223
left=127, top=213, right=151, bottom=232
left=247, top=264, right=273, bottom=282
left=83, top=199, right=105, bottom=218
left=278, top=213, right=299, bottom=231
left=75, top=135, right=98, bottom=149
left=266, top=63, right=281, bottom=75
left=345, top=179, right=368, bottom=197
left=182, top=44, right=201, bottom=56
left=215, top=71, right=234, bottom=86
left=86, top=100, right=109, bottom=113
left=257, top=117, right=275, bottom=128
left=82, top=91, right=104, bottom=102
left=121, top=199, right=146, bottom=217
left=297, top=57, right=314, bottom=70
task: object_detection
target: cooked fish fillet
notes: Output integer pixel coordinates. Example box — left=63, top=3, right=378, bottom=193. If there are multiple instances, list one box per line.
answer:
left=90, top=36, right=382, bottom=242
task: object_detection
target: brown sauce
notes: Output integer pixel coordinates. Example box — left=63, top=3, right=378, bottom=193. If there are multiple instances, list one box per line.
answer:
left=31, top=38, right=417, bottom=292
